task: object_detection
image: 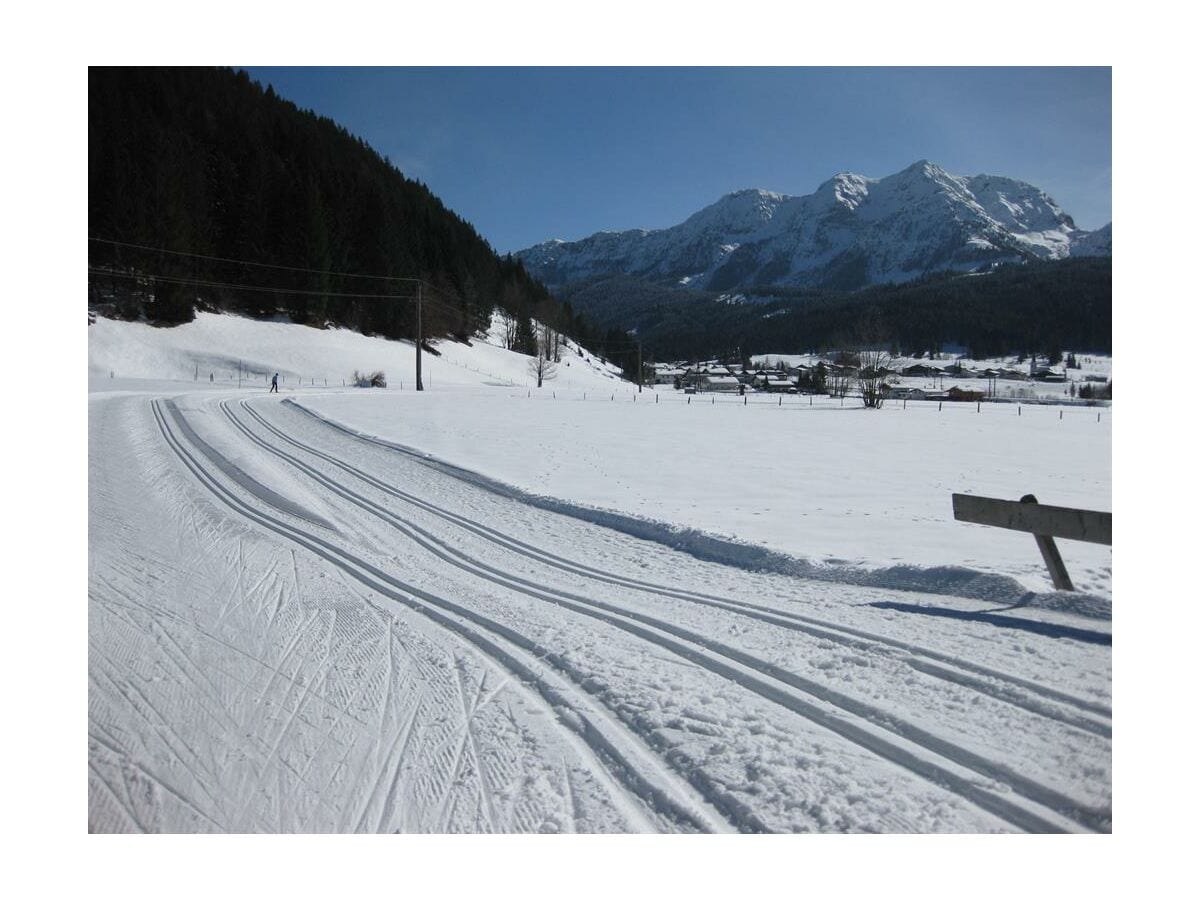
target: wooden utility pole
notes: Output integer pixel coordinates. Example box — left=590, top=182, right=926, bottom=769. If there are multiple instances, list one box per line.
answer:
left=416, top=282, right=424, bottom=391
left=637, top=340, right=643, bottom=393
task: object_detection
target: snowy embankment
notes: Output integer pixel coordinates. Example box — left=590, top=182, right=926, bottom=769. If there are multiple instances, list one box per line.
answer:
left=90, top=312, right=1112, bottom=601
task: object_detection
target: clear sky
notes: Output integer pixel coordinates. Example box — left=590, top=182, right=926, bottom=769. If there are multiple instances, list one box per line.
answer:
left=244, top=67, right=1111, bottom=254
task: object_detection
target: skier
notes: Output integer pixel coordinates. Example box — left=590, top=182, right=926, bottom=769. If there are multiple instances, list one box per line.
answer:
left=270, top=372, right=279, bottom=393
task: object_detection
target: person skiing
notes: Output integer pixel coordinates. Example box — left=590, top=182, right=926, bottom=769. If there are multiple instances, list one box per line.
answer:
left=270, top=372, right=279, bottom=393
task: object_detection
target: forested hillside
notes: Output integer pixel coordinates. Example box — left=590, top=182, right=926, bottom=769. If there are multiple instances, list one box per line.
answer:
left=88, top=67, right=588, bottom=349
left=559, top=257, right=1112, bottom=362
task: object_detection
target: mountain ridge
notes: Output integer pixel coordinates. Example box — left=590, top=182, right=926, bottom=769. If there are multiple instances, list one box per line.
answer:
left=516, top=161, right=1111, bottom=293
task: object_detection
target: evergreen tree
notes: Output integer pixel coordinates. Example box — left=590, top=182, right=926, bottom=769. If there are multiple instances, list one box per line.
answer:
left=88, top=67, right=607, bottom=357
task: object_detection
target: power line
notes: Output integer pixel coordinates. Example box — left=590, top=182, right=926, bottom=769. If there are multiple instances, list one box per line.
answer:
left=88, top=267, right=415, bottom=301
left=88, top=236, right=426, bottom=285
left=87, top=236, right=470, bottom=312
left=88, top=266, right=471, bottom=321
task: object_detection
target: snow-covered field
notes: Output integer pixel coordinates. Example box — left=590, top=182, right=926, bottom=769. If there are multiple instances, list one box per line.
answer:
left=753, top=352, right=1113, bottom=403
left=88, top=312, right=1112, bottom=832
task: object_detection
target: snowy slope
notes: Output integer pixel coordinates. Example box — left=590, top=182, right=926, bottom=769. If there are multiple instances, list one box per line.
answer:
left=1070, top=222, right=1113, bottom=257
left=89, top=314, right=1111, bottom=833
left=517, top=160, right=1109, bottom=291
left=88, top=310, right=627, bottom=391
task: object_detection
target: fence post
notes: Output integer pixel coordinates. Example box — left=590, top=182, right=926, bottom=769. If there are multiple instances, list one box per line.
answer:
left=938, top=401, right=942, bottom=411
left=977, top=401, right=980, bottom=413
left=1018, top=405, right=1022, bottom=416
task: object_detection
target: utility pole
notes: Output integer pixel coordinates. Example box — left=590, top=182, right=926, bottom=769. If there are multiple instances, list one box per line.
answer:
left=416, top=282, right=424, bottom=391
left=637, top=340, right=643, bottom=393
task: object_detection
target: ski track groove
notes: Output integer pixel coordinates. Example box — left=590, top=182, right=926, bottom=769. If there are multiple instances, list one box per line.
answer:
left=226, top=399, right=1105, bottom=833
left=264, top=400, right=1112, bottom=726
left=152, top=399, right=719, bottom=834
left=89, top=760, right=144, bottom=834
left=455, top=663, right=497, bottom=832
left=96, top=569, right=375, bottom=742
left=89, top=649, right=225, bottom=814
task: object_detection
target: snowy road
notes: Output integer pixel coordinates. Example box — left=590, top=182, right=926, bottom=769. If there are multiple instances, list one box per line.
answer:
left=89, top=388, right=1112, bottom=832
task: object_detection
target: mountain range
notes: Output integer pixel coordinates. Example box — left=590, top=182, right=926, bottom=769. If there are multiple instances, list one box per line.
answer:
left=516, top=160, right=1112, bottom=293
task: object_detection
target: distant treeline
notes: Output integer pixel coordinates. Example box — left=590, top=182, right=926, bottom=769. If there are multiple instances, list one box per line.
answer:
left=557, top=257, right=1112, bottom=363
left=88, top=67, right=597, bottom=353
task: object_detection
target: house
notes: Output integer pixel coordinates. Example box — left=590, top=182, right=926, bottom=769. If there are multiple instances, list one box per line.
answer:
left=884, top=385, right=927, bottom=401
left=947, top=386, right=985, bottom=402
left=754, top=373, right=793, bottom=393
left=700, top=375, right=743, bottom=393
left=901, top=364, right=941, bottom=378
left=1033, top=366, right=1067, bottom=382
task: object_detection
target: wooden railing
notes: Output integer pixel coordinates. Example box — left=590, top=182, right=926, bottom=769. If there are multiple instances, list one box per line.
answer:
left=951, top=493, right=1112, bottom=592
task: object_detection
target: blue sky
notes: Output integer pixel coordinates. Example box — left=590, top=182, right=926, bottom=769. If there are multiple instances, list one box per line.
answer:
left=244, top=67, right=1111, bottom=254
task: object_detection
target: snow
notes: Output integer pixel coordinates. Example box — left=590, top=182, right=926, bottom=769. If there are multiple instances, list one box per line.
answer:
left=753, top=351, right=1112, bottom=404
left=516, top=160, right=1088, bottom=290
left=1071, top=222, right=1113, bottom=257
left=89, top=312, right=1111, bottom=833
left=89, top=310, right=628, bottom=390
left=297, top=383, right=1111, bottom=601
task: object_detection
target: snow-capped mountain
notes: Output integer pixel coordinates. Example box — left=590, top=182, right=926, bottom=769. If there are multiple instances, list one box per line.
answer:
left=1068, top=222, right=1112, bottom=258
left=517, top=161, right=1111, bottom=292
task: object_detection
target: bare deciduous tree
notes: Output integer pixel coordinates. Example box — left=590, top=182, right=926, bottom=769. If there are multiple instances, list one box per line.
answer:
left=500, top=310, right=519, bottom=351
left=528, top=351, right=558, bottom=388
left=826, top=365, right=853, bottom=399
left=528, top=325, right=559, bottom=388
left=857, top=347, right=894, bottom=408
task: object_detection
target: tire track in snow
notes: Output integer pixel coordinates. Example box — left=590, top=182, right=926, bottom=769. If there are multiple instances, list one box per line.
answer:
left=152, top=400, right=730, bottom=834
left=266, top=400, right=1112, bottom=729
left=227, top=400, right=1105, bottom=833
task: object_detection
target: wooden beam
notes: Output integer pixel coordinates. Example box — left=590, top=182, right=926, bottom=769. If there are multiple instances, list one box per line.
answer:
left=951, top=494, right=1111, bottom=545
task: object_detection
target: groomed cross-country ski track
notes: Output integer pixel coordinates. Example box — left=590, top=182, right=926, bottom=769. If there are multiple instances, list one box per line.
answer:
left=88, top=388, right=1111, bottom=833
